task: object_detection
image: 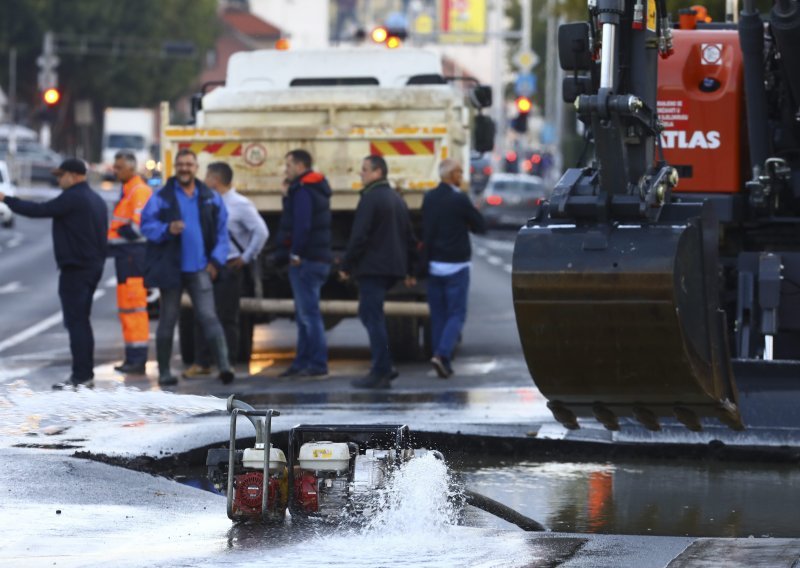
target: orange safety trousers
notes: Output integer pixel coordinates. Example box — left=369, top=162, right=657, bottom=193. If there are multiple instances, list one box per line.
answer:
left=117, top=275, right=149, bottom=362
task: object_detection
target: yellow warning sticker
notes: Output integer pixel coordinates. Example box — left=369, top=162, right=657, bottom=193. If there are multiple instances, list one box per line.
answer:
left=313, top=449, right=332, bottom=458
left=647, top=0, right=657, bottom=32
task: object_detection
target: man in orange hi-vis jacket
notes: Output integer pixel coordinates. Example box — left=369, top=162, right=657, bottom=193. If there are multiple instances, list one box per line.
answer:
left=108, top=150, right=153, bottom=374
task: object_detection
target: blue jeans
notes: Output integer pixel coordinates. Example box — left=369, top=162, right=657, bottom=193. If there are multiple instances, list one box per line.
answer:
left=288, top=261, right=329, bottom=372
left=427, top=267, right=470, bottom=361
left=357, top=276, right=397, bottom=376
left=158, top=270, right=230, bottom=371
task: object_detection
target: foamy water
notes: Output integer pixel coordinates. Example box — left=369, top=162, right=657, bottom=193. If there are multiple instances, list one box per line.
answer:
left=0, top=379, right=225, bottom=439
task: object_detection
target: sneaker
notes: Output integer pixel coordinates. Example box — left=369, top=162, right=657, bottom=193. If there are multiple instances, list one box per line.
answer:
left=350, top=372, right=392, bottom=389
left=114, top=362, right=146, bottom=375
left=218, top=370, right=235, bottom=385
left=182, top=364, right=212, bottom=378
left=278, top=367, right=304, bottom=378
left=430, top=356, right=452, bottom=379
left=297, top=368, right=328, bottom=378
left=52, top=379, right=94, bottom=390
left=158, top=375, right=179, bottom=386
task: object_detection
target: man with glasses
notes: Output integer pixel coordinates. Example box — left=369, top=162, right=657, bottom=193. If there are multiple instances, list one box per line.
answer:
left=0, top=158, right=108, bottom=389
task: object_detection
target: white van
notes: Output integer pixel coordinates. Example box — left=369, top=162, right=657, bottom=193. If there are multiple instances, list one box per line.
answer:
left=0, top=160, right=17, bottom=228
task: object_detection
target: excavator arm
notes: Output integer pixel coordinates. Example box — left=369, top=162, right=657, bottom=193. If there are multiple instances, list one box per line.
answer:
left=512, top=0, right=746, bottom=431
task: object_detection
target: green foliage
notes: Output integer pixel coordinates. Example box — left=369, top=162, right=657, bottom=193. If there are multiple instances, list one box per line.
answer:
left=0, top=0, right=219, bottom=155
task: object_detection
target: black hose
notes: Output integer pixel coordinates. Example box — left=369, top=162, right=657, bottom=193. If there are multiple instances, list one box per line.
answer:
left=738, top=5, right=771, bottom=172
left=464, top=489, right=546, bottom=532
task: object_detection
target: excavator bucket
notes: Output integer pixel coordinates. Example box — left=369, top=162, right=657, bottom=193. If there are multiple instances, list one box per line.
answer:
left=512, top=204, right=743, bottom=431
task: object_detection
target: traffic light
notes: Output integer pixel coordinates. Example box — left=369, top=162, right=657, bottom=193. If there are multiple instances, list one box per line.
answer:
left=43, top=87, right=61, bottom=106
left=511, top=96, right=532, bottom=133
left=371, top=25, right=406, bottom=48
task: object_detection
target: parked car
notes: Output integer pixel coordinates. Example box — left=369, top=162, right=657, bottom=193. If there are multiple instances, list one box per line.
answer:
left=0, top=160, right=17, bottom=228
left=476, top=173, right=550, bottom=229
left=0, top=139, right=62, bottom=186
left=469, top=153, right=492, bottom=195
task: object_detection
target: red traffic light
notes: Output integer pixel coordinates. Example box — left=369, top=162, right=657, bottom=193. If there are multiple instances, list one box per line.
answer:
left=43, top=88, right=61, bottom=106
left=515, top=96, right=532, bottom=114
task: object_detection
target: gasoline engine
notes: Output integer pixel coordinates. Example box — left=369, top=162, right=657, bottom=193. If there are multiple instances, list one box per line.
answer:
left=207, top=397, right=442, bottom=522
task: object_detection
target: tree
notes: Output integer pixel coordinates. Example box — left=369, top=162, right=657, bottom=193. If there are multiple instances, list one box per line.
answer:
left=0, top=0, right=219, bottom=157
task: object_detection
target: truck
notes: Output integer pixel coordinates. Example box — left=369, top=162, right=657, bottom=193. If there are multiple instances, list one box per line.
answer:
left=102, top=107, right=157, bottom=177
left=160, top=48, right=493, bottom=364
left=511, top=0, right=800, bottom=436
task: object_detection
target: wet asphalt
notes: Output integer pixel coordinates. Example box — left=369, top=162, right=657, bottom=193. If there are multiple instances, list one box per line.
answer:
left=2, top=192, right=799, bottom=566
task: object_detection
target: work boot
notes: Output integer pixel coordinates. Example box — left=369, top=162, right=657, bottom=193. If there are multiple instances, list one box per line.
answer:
left=350, top=371, right=392, bottom=389
left=156, top=338, right=178, bottom=386
left=114, top=362, right=147, bottom=375
left=211, top=337, right=235, bottom=385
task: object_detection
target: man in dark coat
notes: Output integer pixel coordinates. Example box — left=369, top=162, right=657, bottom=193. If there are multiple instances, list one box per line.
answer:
left=0, top=158, right=108, bottom=389
left=140, top=148, right=234, bottom=386
left=339, top=155, right=417, bottom=389
left=422, top=159, right=485, bottom=378
left=274, top=149, right=332, bottom=377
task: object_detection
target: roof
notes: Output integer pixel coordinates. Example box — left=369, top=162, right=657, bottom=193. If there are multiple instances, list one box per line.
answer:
left=223, top=48, right=444, bottom=90
left=221, top=10, right=281, bottom=39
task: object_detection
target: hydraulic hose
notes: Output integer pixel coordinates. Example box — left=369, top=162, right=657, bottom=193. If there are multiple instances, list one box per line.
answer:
left=739, top=0, right=771, bottom=173
left=770, top=0, right=800, bottom=114
left=464, top=489, right=546, bottom=532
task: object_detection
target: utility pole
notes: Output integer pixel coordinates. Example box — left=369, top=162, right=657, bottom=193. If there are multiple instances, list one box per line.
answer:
left=8, top=49, right=17, bottom=159
left=37, top=31, right=60, bottom=149
left=491, top=0, right=506, bottom=172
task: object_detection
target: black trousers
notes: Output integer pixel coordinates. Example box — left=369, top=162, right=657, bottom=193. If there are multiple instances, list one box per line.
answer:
left=58, top=264, right=104, bottom=381
left=195, top=266, right=243, bottom=367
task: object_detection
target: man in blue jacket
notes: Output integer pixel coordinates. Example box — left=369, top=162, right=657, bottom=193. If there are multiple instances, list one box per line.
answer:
left=274, top=149, right=332, bottom=377
left=141, top=148, right=234, bottom=386
left=0, top=158, right=108, bottom=389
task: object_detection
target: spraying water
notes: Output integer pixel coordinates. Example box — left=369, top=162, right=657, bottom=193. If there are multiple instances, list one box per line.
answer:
left=198, top=453, right=539, bottom=568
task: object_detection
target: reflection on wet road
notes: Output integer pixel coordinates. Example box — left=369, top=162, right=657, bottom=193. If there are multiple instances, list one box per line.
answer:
left=462, top=459, right=800, bottom=538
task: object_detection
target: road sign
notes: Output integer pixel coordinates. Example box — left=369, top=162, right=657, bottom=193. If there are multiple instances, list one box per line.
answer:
left=513, top=49, right=539, bottom=71
left=515, top=73, right=537, bottom=97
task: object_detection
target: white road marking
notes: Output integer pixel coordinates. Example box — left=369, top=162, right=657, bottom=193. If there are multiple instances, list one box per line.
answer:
left=0, top=281, right=24, bottom=294
left=0, top=290, right=106, bottom=354
left=487, top=255, right=503, bottom=266
left=6, top=233, right=23, bottom=248
left=481, top=239, right=515, bottom=252
left=104, top=276, right=117, bottom=288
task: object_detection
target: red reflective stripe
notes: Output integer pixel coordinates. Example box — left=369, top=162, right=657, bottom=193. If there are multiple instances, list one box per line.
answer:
left=390, top=141, right=415, bottom=155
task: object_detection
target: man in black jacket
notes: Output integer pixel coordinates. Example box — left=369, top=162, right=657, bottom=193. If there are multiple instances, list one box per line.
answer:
left=274, top=149, right=332, bottom=377
left=422, top=159, right=485, bottom=378
left=0, top=158, right=108, bottom=389
left=339, top=155, right=416, bottom=389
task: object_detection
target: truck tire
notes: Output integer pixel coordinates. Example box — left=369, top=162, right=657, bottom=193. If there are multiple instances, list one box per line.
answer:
left=179, top=309, right=195, bottom=366
left=422, top=318, right=433, bottom=359
left=237, top=313, right=254, bottom=364
left=387, top=316, right=423, bottom=362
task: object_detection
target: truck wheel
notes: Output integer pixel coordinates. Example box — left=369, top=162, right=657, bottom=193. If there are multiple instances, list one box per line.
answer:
left=422, top=319, right=433, bottom=359
left=387, top=316, right=422, bottom=362
left=179, top=309, right=195, bottom=366
left=237, top=313, right=254, bottom=364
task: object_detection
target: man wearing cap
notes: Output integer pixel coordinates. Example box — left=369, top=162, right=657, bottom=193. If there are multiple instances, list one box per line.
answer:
left=0, top=158, right=108, bottom=389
